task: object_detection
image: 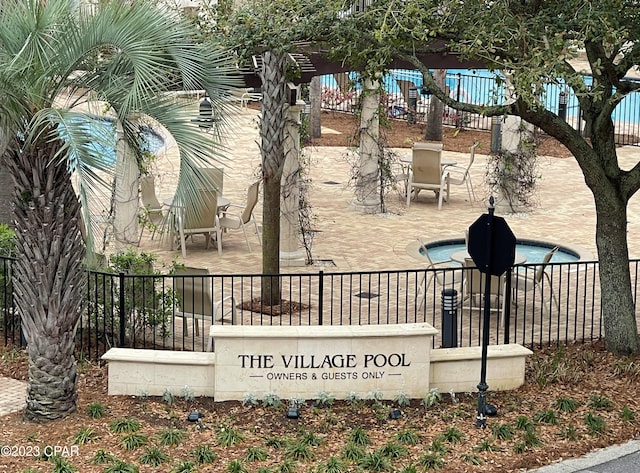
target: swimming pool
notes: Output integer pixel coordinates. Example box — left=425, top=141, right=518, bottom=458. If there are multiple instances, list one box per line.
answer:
left=407, top=238, right=594, bottom=265
left=60, top=116, right=164, bottom=167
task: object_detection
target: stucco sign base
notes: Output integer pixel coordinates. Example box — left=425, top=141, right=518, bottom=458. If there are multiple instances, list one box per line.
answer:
left=212, top=323, right=438, bottom=402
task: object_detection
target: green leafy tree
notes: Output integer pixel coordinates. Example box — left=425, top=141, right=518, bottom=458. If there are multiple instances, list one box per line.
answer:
left=336, top=0, right=640, bottom=354
left=222, top=0, right=341, bottom=304
left=0, top=0, right=239, bottom=421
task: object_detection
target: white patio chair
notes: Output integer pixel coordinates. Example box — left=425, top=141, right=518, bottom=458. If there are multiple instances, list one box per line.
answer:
left=512, top=246, right=560, bottom=314
left=176, top=188, right=223, bottom=258
left=415, top=239, right=464, bottom=311
left=446, top=141, right=478, bottom=204
left=138, top=175, right=166, bottom=244
left=173, top=266, right=236, bottom=348
left=406, top=142, right=449, bottom=209
left=219, top=181, right=261, bottom=252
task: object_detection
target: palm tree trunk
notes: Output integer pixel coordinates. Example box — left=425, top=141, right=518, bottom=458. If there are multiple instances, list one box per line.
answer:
left=259, top=51, right=288, bottom=306
left=0, top=130, right=15, bottom=226
left=8, top=137, right=86, bottom=421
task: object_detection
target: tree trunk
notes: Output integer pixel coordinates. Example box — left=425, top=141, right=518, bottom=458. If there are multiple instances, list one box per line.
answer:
left=593, top=188, right=639, bottom=355
left=8, top=136, right=86, bottom=421
left=0, top=130, right=14, bottom=226
left=259, top=51, right=288, bottom=306
left=310, top=76, right=322, bottom=139
left=424, top=69, right=446, bottom=141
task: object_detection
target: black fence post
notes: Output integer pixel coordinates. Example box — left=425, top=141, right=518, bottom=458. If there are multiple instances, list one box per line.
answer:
left=118, top=272, right=126, bottom=347
left=504, top=269, right=512, bottom=344
left=318, top=270, right=324, bottom=325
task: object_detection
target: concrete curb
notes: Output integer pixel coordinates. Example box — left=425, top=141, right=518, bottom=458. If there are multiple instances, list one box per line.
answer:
left=525, top=440, right=640, bottom=472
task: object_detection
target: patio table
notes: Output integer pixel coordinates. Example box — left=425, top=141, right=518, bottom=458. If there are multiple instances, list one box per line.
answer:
left=451, top=249, right=527, bottom=265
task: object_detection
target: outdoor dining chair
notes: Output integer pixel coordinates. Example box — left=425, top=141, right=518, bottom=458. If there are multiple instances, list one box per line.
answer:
left=173, top=266, right=236, bottom=349
left=218, top=181, right=261, bottom=252
left=414, top=239, right=464, bottom=312
left=512, top=246, right=560, bottom=314
left=176, top=188, right=223, bottom=258
left=446, top=141, right=479, bottom=204
left=138, top=175, right=166, bottom=244
left=406, top=142, right=449, bottom=209
left=462, top=258, right=508, bottom=327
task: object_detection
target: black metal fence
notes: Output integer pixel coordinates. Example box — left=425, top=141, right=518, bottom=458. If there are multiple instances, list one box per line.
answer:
left=2, top=256, right=635, bottom=361
left=320, top=70, right=640, bottom=146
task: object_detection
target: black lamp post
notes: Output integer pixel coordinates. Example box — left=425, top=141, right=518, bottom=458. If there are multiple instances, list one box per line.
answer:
left=468, top=196, right=516, bottom=428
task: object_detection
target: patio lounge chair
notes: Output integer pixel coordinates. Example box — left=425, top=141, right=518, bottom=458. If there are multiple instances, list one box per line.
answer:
left=219, top=181, right=261, bottom=252
left=406, top=142, right=448, bottom=209
left=173, top=266, right=236, bottom=348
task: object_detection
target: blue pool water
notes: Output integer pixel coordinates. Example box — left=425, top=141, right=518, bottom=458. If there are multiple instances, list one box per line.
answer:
left=61, top=117, right=164, bottom=167
left=424, top=239, right=581, bottom=265
left=322, top=69, right=640, bottom=125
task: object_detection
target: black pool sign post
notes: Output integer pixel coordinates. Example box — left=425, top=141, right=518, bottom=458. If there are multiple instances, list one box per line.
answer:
left=467, top=196, right=516, bottom=428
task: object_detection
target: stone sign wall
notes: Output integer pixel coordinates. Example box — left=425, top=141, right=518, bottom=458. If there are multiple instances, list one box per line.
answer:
left=213, top=323, right=438, bottom=401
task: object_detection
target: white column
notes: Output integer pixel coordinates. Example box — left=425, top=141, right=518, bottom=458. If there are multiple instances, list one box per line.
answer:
left=280, top=100, right=306, bottom=267
left=351, top=78, right=381, bottom=214
left=113, top=121, right=140, bottom=247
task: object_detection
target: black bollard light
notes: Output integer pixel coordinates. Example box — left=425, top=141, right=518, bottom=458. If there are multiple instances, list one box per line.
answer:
left=441, top=288, right=458, bottom=348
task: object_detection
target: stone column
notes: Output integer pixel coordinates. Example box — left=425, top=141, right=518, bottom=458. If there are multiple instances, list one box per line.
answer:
left=113, top=121, right=141, bottom=247
left=351, top=78, right=381, bottom=214
left=280, top=100, right=306, bottom=267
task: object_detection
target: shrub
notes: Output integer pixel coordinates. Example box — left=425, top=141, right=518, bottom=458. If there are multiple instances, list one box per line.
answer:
left=588, top=394, right=614, bottom=411
left=358, top=450, right=390, bottom=471
left=86, top=402, right=107, bottom=419
left=421, top=388, right=442, bottom=408
left=72, top=427, right=99, bottom=445
left=585, top=413, right=607, bottom=435
left=217, top=424, right=243, bottom=447
left=491, top=422, right=514, bottom=440
left=349, top=427, right=370, bottom=446
left=418, top=452, right=445, bottom=470
left=158, top=428, right=185, bottom=446
left=191, top=444, right=217, bottom=464
left=110, top=418, right=141, bottom=434
left=245, top=446, right=269, bottom=462
left=556, top=397, right=579, bottom=413
left=533, top=409, right=558, bottom=425
left=138, top=447, right=169, bottom=466
left=442, top=426, right=464, bottom=444
left=395, top=429, right=420, bottom=445
left=121, top=432, right=148, bottom=450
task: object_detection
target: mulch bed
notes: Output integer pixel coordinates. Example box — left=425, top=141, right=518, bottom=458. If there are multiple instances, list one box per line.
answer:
left=239, top=297, right=310, bottom=316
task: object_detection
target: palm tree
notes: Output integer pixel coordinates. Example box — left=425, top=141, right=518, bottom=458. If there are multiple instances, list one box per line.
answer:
left=0, top=0, right=240, bottom=421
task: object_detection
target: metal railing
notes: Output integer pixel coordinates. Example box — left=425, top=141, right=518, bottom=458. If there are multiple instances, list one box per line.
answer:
left=320, top=70, right=640, bottom=146
left=1, top=256, right=632, bottom=361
